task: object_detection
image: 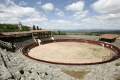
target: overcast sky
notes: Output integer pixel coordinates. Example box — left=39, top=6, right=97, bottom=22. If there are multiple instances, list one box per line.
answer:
left=0, top=0, right=120, bottom=30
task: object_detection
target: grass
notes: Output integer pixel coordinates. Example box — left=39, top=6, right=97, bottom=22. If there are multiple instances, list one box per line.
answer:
left=62, top=69, right=90, bottom=80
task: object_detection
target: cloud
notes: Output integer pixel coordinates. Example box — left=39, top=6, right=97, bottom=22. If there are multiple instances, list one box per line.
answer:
left=92, top=0, right=120, bottom=14
left=39, top=19, right=82, bottom=30
left=19, top=1, right=27, bottom=6
left=65, top=1, right=84, bottom=12
left=82, top=0, right=120, bottom=30
left=36, top=0, right=42, bottom=5
left=94, top=13, right=120, bottom=20
left=0, top=0, right=120, bottom=30
left=0, top=0, right=48, bottom=25
left=0, top=5, right=39, bottom=21
left=5, top=0, right=16, bottom=6
left=79, top=14, right=120, bottom=30
left=57, top=11, right=64, bottom=17
left=41, top=14, right=120, bottom=30
left=22, top=17, right=48, bottom=26
left=72, top=10, right=88, bottom=20
left=65, top=1, right=87, bottom=22
left=56, top=9, right=64, bottom=17
left=41, top=3, right=54, bottom=12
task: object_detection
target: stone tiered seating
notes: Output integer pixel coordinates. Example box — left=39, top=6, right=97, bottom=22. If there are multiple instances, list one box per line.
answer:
left=40, top=37, right=52, bottom=42
left=0, top=40, right=16, bottom=52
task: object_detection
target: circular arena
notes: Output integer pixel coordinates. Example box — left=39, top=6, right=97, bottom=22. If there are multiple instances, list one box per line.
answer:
left=22, top=39, right=120, bottom=65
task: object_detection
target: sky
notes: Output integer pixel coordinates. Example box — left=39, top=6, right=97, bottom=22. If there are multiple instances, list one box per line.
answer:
left=0, top=0, right=120, bottom=30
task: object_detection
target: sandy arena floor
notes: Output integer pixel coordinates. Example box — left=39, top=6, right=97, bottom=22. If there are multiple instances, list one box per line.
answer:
left=28, top=42, right=114, bottom=64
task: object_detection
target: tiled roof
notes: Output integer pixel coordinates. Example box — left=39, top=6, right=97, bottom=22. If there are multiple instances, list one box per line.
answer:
left=100, top=34, right=119, bottom=39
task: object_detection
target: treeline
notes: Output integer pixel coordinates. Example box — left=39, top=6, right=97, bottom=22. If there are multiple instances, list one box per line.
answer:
left=52, top=31, right=66, bottom=35
left=85, top=30, right=120, bottom=36
left=0, top=24, right=30, bottom=32
left=64, top=30, right=120, bottom=36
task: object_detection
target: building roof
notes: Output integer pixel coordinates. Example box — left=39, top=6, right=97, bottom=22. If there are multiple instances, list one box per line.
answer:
left=100, top=34, right=119, bottom=39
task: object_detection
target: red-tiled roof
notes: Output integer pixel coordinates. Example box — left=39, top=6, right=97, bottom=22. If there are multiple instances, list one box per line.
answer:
left=100, top=34, right=119, bottom=39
